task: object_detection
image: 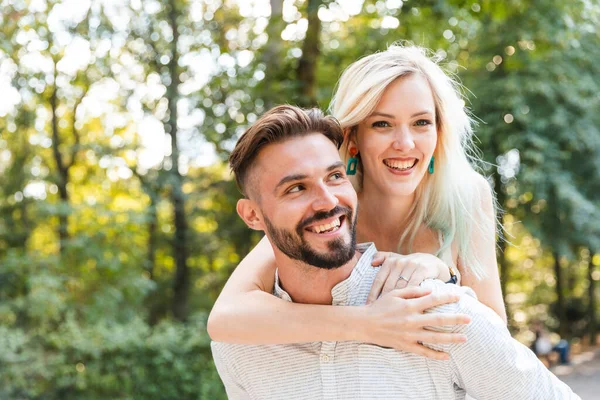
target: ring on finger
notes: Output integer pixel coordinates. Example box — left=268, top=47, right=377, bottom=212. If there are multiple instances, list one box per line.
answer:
left=398, top=275, right=409, bottom=283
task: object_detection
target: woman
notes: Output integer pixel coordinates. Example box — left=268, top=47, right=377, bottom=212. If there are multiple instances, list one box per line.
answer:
left=208, top=44, right=506, bottom=360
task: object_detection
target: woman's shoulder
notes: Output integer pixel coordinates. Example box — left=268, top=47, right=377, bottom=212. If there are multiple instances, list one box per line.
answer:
left=472, top=172, right=495, bottom=214
left=468, top=171, right=493, bottom=193
left=460, top=171, right=494, bottom=213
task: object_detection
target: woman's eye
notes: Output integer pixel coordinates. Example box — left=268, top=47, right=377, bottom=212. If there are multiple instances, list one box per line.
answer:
left=415, top=119, right=433, bottom=127
left=372, top=120, right=391, bottom=128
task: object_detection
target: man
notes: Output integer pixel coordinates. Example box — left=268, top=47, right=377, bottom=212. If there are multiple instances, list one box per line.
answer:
left=212, top=105, right=579, bottom=399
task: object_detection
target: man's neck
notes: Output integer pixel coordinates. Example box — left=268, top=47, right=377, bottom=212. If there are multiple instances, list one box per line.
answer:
left=275, top=251, right=362, bottom=305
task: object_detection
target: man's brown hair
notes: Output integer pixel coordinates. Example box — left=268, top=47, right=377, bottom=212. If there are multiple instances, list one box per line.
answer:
left=229, top=105, right=344, bottom=198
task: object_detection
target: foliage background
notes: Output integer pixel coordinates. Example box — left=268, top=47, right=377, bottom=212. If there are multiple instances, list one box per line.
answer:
left=0, top=0, right=599, bottom=398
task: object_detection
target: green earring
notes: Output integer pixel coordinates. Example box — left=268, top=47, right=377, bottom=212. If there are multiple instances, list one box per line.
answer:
left=347, top=147, right=359, bottom=175
left=428, top=156, right=435, bottom=174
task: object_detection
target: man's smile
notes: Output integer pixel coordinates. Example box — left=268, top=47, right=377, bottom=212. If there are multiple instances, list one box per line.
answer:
left=305, top=215, right=345, bottom=234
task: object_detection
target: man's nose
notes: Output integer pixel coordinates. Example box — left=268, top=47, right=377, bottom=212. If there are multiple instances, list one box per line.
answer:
left=392, top=126, right=415, bottom=152
left=311, top=184, right=339, bottom=211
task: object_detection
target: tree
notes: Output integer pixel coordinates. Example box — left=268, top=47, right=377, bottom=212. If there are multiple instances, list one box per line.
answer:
left=296, top=0, right=323, bottom=107
left=463, top=0, right=600, bottom=334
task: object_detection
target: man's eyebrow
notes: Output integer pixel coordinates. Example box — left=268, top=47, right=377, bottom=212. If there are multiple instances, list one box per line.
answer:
left=273, top=162, right=344, bottom=193
left=327, top=161, right=345, bottom=172
left=274, top=174, right=308, bottom=192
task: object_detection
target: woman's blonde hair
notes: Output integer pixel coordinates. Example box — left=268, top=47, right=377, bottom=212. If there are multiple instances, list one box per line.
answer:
left=329, top=43, right=495, bottom=279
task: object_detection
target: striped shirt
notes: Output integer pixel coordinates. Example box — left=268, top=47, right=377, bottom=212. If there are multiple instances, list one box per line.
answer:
left=211, top=243, right=579, bottom=399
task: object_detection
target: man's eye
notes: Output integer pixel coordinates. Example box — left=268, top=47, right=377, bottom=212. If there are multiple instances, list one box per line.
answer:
left=287, top=185, right=304, bottom=194
left=372, top=120, right=391, bottom=128
left=415, top=119, right=433, bottom=126
left=329, top=172, right=344, bottom=181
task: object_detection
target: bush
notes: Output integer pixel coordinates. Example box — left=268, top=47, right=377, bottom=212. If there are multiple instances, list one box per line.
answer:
left=0, top=316, right=226, bottom=400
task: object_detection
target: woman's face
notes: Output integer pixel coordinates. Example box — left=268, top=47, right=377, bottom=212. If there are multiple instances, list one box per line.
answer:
left=353, top=73, right=438, bottom=198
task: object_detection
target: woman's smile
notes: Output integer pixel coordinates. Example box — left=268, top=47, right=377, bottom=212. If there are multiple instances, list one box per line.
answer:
left=383, top=158, right=419, bottom=175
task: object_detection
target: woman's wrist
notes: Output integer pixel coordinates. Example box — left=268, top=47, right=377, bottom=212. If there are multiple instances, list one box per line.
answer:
left=343, top=305, right=374, bottom=343
left=445, top=265, right=458, bottom=284
left=437, top=262, right=452, bottom=282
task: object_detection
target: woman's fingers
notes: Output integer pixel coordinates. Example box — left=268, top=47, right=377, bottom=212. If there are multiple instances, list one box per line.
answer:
left=406, top=266, right=428, bottom=287
left=411, top=292, right=461, bottom=311
left=364, top=288, right=471, bottom=360
left=417, top=312, right=472, bottom=328
left=388, top=287, right=432, bottom=300
left=404, top=343, right=450, bottom=360
left=371, top=251, right=388, bottom=266
left=382, top=263, right=405, bottom=295
left=414, top=331, right=468, bottom=344
left=394, top=264, right=416, bottom=290
left=366, top=263, right=391, bottom=304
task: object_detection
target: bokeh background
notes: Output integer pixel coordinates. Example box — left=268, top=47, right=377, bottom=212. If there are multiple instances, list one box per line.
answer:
left=1, top=0, right=599, bottom=398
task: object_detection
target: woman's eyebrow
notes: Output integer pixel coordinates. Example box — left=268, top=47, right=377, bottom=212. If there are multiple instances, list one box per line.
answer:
left=410, top=110, right=435, bottom=118
left=369, top=111, right=395, bottom=119
left=368, top=110, right=435, bottom=119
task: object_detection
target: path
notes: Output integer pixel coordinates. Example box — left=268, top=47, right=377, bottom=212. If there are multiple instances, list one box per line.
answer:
left=554, top=348, right=600, bottom=399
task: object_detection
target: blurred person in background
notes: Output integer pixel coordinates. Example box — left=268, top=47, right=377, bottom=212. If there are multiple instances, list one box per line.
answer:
left=532, top=320, right=571, bottom=366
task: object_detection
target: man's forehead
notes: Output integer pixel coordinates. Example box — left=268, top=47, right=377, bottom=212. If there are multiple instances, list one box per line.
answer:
left=255, top=134, right=341, bottom=184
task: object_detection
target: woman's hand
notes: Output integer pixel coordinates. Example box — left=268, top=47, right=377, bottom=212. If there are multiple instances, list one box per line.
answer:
left=367, top=251, right=452, bottom=304
left=361, top=287, right=470, bottom=360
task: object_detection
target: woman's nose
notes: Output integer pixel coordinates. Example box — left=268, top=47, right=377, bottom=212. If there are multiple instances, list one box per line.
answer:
left=392, top=126, right=415, bottom=152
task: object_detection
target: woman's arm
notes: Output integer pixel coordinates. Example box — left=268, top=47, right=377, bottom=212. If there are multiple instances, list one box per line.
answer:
left=207, top=236, right=470, bottom=359
left=459, top=174, right=507, bottom=323
left=208, top=236, right=370, bottom=344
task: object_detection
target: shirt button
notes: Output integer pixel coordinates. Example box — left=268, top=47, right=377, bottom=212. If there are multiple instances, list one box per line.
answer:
left=320, top=355, right=330, bottom=362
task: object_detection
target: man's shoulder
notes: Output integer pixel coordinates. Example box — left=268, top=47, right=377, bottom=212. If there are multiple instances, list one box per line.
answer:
left=420, top=280, right=506, bottom=332
left=211, top=340, right=320, bottom=358
left=420, top=279, right=477, bottom=301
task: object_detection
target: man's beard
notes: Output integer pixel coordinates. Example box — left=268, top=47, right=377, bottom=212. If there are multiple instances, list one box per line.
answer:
left=263, top=205, right=357, bottom=270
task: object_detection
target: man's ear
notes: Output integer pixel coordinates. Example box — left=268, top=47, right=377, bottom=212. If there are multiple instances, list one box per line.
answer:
left=236, top=199, right=264, bottom=231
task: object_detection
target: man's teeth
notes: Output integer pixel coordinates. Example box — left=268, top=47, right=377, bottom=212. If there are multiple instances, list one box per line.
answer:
left=310, top=218, right=341, bottom=233
left=384, top=159, right=417, bottom=170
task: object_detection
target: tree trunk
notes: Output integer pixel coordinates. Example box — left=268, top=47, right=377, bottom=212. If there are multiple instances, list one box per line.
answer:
left=263, top=0, right=284, bottom=64
left=553, top=250, right=568, bottom=338
left=588, top=251, right=597, bottom=345
left=296, top=0, right=322, bottom=107
left=146, top=199, right=158, bottom=281
left=262, top=0, right=285, bottom=108
left=167, top=0, right=190, bottom=322
left=49, top=76, right=69, bottom=255
left=491, top=170, right=511, bottom=327
left=146, top=196, right=160, bottom=324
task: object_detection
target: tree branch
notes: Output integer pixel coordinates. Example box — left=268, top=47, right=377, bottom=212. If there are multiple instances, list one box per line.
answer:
left=67, top=85, right=89, bottom=171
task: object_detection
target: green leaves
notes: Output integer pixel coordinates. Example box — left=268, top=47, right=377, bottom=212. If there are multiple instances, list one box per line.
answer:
left=1, top=0, right=600, bottom=395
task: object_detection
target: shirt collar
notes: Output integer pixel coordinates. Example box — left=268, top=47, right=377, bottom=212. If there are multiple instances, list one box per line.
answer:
left=273, top=243, right=377, bottom=305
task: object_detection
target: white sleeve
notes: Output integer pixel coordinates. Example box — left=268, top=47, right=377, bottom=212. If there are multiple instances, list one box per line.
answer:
left=211, top=342, right=252, bottom=400
left=433, top=284, right=581, bottom=400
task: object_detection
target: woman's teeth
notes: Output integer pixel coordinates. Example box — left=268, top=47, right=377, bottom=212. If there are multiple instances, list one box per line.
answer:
left=310, top=218, right=341, bottom=234
left=384, top=159, right=417, bottom=170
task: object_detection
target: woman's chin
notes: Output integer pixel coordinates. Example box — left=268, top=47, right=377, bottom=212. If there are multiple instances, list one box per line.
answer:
left=380, top=180, right=421, bottom=197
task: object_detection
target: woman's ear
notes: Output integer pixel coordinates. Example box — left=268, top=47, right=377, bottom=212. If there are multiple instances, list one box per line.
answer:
left=236, top=199, right=264, bottom=231
left=345, top=126, right=359, bottom=150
